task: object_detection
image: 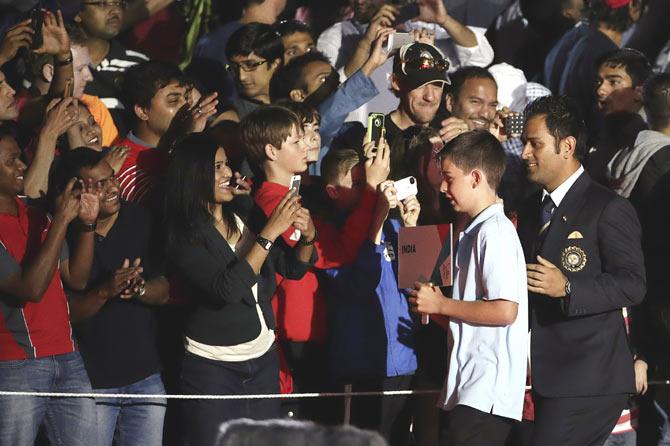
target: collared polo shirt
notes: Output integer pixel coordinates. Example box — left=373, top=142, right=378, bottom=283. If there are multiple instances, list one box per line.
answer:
left=440, top=203, right=528, bottom=420
left=0, top=198, right=74, bottom=360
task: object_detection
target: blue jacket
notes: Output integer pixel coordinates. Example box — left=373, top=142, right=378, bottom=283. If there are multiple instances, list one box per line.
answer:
left=309, top=69, right=378, bottom=176
left=323, top=219, right=417, bottom=381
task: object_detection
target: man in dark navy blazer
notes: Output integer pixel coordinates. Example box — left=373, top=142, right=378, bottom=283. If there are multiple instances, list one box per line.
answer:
left=518, top=95, right=646, bottom=446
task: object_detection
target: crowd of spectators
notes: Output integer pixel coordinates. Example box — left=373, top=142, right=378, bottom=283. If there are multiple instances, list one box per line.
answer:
left=0, top=0, right=669, bottom=445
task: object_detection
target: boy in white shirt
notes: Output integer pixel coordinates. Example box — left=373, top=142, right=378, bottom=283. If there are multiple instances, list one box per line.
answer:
left=409, top=129, right=528, bottom=446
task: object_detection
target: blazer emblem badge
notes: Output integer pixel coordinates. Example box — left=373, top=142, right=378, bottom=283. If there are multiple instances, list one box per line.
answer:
left=567, top=231, right=583, bottom=239
left=561, top=246, right=587, bottom=272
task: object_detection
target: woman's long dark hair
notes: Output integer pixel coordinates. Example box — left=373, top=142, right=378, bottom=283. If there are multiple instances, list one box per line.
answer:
left=164, top=133, right=239, bottom=246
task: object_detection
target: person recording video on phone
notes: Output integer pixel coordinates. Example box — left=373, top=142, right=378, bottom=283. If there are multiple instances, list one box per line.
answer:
left=317, top=0, right=493, bottom=125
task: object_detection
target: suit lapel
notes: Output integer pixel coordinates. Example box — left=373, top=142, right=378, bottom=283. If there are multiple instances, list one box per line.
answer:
left=540, top=172, right=591, bottom=261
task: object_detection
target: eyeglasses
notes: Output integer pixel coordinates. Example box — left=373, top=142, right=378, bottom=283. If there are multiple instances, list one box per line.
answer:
left=225, top=60, right=268, bottom=73
left=82, top=1, right=128, bottom=9
left=401, top=56, right=449, bottom=76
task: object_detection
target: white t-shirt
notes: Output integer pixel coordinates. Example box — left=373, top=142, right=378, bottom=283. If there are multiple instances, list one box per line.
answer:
left=440, top=203, right=528, bottom=420
left=185, top=215, right=275, bottom=362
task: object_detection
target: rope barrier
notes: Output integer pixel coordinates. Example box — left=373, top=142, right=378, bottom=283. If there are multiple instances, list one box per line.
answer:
left=0, top=389, right=442, bottom=400
left=2, top=381, right=668, bottom=400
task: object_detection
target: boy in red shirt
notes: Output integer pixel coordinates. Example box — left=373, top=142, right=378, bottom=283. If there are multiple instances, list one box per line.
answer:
left=240, top=105, right=389, bottom=421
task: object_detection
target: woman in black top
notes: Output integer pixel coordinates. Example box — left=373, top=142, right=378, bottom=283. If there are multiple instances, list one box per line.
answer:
left=164, top=134, right=316, bottom=445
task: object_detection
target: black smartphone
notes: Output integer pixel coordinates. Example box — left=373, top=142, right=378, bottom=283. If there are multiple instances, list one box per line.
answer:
left=365, top=112, right=385, bottom=147
left=504, top=114, right=525, bottom=138
left=29, top=6, right=43, bottom=50
left=395, top=2, right=420, bottom=25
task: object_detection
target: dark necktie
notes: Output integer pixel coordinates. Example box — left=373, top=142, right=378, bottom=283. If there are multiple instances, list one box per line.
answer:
left=536, top=194, right=556, bottom=254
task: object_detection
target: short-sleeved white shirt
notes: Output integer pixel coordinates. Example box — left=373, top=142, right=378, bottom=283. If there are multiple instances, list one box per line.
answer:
left=440, top=203, right=528, bottom=420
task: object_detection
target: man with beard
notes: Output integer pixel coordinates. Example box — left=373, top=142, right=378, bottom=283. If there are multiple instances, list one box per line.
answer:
left=60, top=148, right=169, bottom=446
left=438, top=66, right=530, bottom=210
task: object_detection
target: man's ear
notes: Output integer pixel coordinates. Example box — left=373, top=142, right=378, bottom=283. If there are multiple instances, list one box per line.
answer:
left=325, top=184, right=339, bottom=199
left=264, top=143, right=279, bottom=161
left=633, top=85, right=643, bottom=102
left=134, top=104, right=150, bottom=121
left=559, top=136, right=577, bottom=159
left=445, top=93, right=454, bottom=113
left=390, top=74, right=401, bottom=95
left=470, top=169, right=482, bottom=188
left=629, top=0, right=642, bottom=22
left=269, top=58, right=282, bottom=72
left=73, top=13, right=82, bottom=24
left=42, top=63, right=54, bottom=83
left=289, top=89, right=306, bottom=103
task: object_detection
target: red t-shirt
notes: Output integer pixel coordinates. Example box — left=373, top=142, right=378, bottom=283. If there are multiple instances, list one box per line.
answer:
left=254, top=181, right=378, bottom=342
left=114, top=136, right=169, bottom=204
left=0, top=198, right=75, bottom=360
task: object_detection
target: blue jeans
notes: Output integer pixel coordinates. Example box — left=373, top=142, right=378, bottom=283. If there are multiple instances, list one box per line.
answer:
left=181, top=346, right=280, bottom=446
left=95, top=372, right=167, bottom=446
left=0, top=351, right=97, bottom=445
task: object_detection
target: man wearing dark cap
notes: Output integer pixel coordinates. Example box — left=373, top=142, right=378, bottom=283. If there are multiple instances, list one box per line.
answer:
left=382, top=42, right=449, bottom=181
left=385, top=42, right=450, bottom=147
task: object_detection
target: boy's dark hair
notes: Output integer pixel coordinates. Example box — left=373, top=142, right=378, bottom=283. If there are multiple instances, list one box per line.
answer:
left=240, top=105, right=302, bottom=167
left=321, top=148, right=362, bottom=186
left=274, top=19, right=314, bottom=39
left=597, top=48, right=652, bottom=87
left=438, top=129, right=506, bottom=190
left=270, top=51, right=331, bottom=102
left=524, top=95, right=588, bottom=159
left=585, top=0, right=637, bottom=33
left=447, top=66, right=497, bottom=101
left=643, top=73, right=670, bottom=130
left=51, top=147, right=105, bottom=194
left=273, top=99, right=321, bottom=126
left=225, top=23, right=283, bottom=63
left=122, top=61, right=185, bottom=111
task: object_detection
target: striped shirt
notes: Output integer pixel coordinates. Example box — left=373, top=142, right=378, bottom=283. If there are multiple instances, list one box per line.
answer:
left=84, top=39, right=149, bottom=134
left=114, top=133, right=169, bottom=204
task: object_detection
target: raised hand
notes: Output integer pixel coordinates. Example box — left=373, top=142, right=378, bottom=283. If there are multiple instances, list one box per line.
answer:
left=293, top=207, right=316, bottom=242
left=55, top=178, right=82, bottom=223
left=361, top=27, right=394, bottom=76
left=34, top=10, right=70, bottom=57
left=0, top=19, right=34, bottom=65
left=103, top=146, right=130, bottom=173
left=364, top=4, right=398, bottom=45
left=78, top=178, right=102, bottom=225
left=399, top=194, right=421, bottom=227
left=262, top=191, right=302, bottom=240
left=190, top=92, right=218, bottom=133
left=438, top=116, right=469, bottom=143
left=365, top=136, right=390, bottom=189
left=410, top=28, right=435, bottom=45
left=42, top=97, right=78, bottom=139
left=415, top=0, right=449, bottom=26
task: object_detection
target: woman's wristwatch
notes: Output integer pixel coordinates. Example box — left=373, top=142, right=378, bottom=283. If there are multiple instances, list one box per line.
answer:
left=256, top=235, right=274, bottom=250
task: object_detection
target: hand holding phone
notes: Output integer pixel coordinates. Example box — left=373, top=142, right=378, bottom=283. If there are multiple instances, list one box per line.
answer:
left=365, top=113, right=386, bottom=147
left=394, top=176, right=418, bottom=201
